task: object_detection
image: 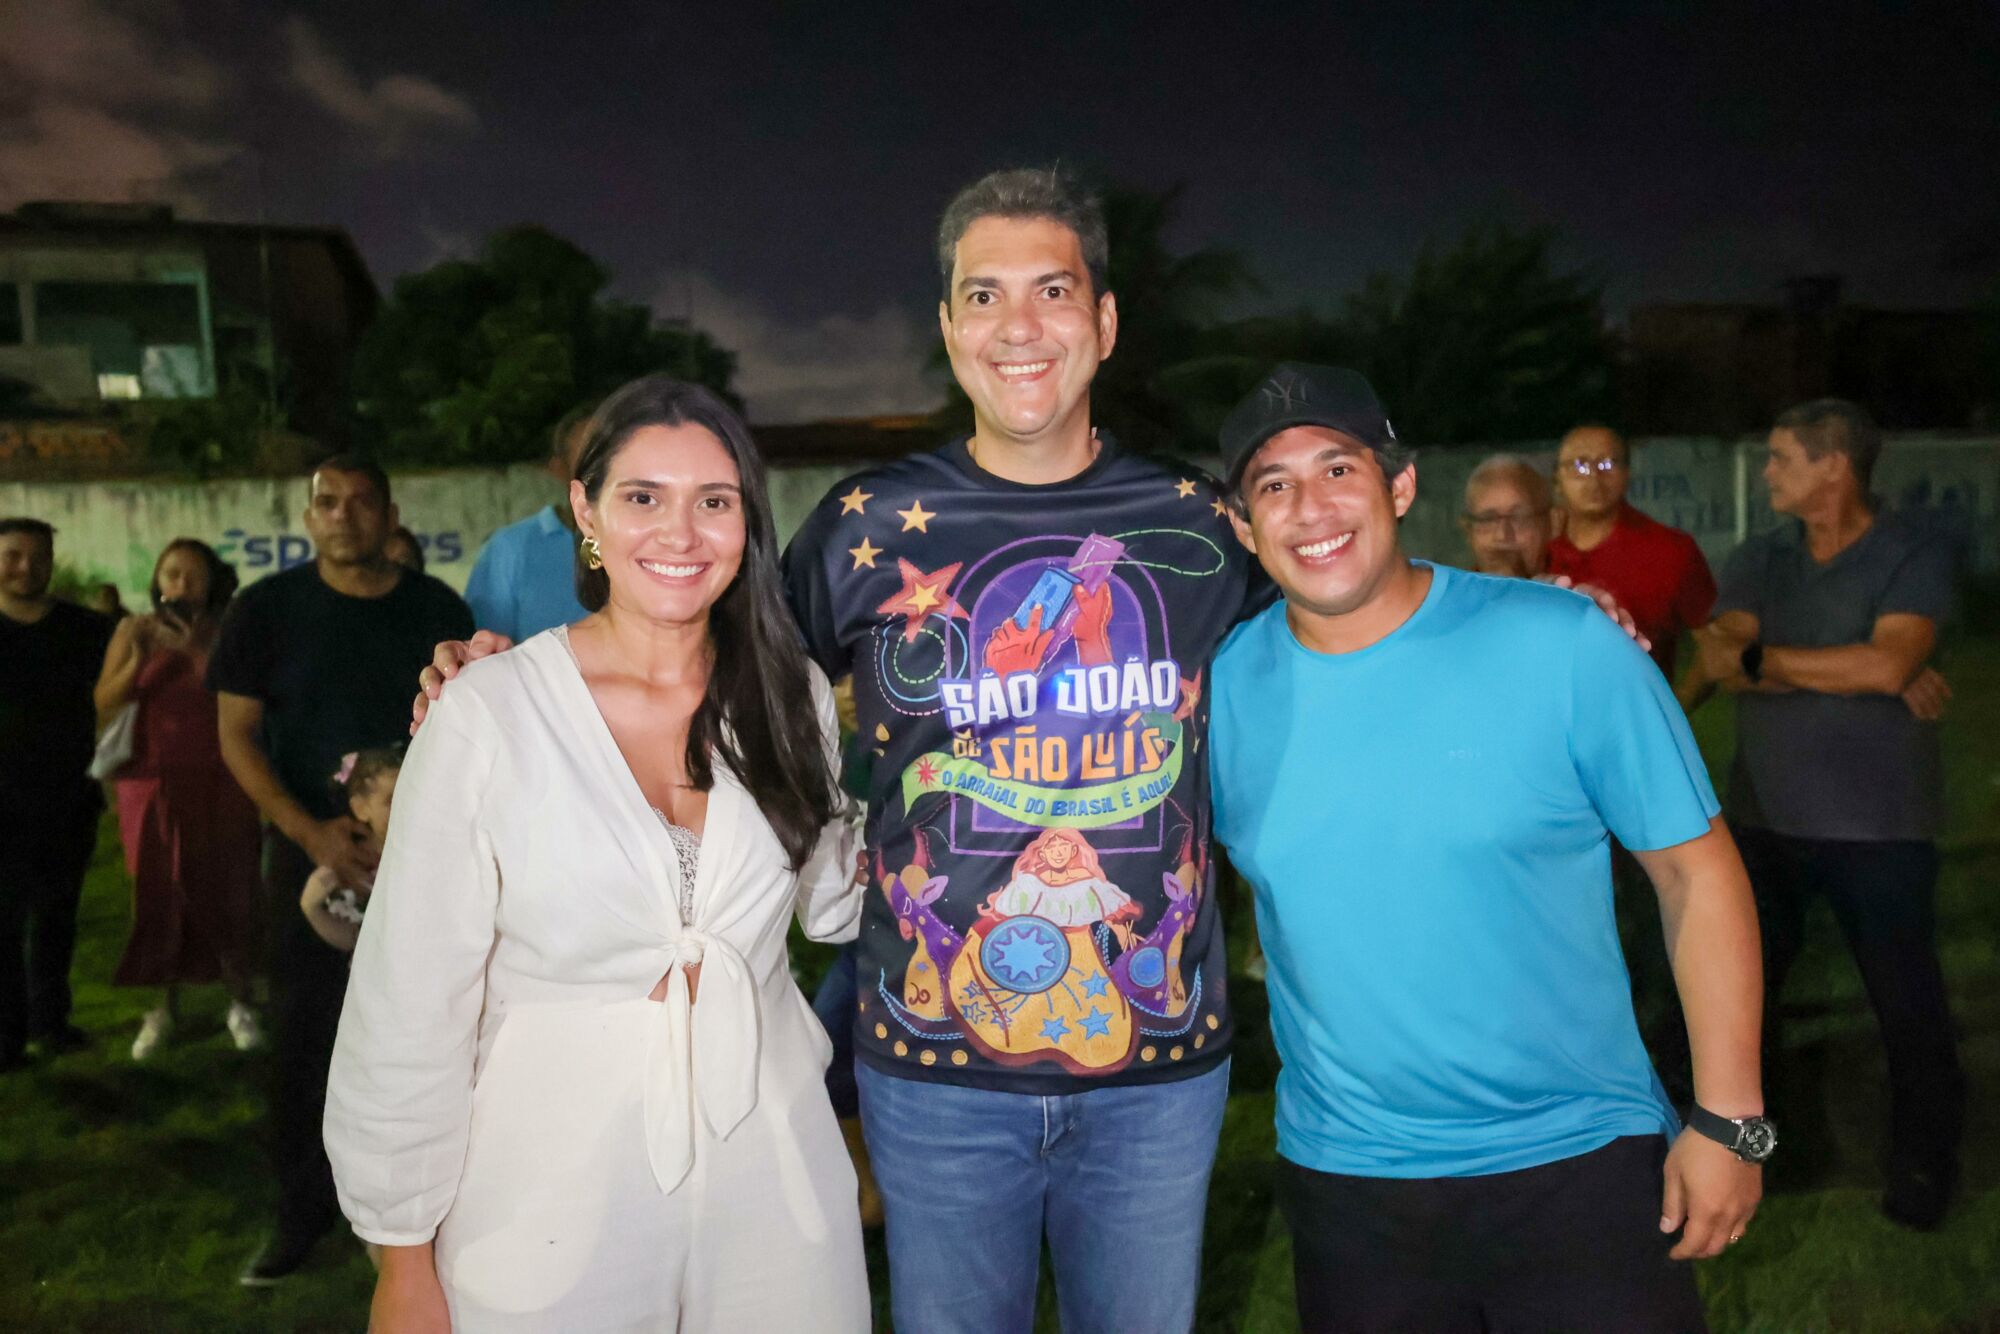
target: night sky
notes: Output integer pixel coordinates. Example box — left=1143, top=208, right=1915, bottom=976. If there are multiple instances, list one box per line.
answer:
left=3, top=1, right=1996, bottom=422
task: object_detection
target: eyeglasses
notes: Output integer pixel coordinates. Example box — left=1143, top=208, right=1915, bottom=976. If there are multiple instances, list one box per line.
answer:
left=1561, top=456, right=1623, bottom=477
left=1462, top=508, right=1544, bottom=533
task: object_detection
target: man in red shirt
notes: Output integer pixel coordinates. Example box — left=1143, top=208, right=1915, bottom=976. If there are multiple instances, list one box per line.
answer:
left=1548, top=425, right=1716, bottom=677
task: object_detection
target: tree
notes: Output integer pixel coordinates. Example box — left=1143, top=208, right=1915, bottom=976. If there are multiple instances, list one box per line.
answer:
left=1337, top=225, right=1615, bottom=445
left=352, top=226, right=736, bottom=465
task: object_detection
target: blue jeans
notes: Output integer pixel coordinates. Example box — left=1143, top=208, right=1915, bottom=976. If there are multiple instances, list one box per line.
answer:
left=857, top=1057, right=1230, bottom=1334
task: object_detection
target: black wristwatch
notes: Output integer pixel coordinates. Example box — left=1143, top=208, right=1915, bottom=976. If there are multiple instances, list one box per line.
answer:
left=1688, top=1105, right=1777, bottom=1163
left=1738, top=639, right=1765, bottom=684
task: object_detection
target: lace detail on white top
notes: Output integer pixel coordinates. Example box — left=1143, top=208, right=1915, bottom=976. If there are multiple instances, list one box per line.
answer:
left=555, top=624, right=701, bottom=923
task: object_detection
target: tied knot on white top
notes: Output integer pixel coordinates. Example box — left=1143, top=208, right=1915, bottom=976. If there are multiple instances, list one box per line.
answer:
left=642, top=926, right=760, bottom=1196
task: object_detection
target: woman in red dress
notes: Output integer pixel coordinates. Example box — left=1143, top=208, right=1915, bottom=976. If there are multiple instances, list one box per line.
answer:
left=94, top=540, right=264, bottom=1059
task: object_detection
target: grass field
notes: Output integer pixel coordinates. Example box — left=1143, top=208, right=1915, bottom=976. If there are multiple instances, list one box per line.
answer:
left=4, top=641, right=1998, bottom=1332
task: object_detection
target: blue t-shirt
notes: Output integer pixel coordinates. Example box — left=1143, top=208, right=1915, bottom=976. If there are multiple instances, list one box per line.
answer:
left=463, top=505, right=589, bottom=641
left=1211, top=563, right=1717, bottom=1178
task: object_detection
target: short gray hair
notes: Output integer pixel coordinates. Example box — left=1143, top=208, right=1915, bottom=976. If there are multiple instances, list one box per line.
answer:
left=1774, top=398, right=1882, bottom=489
left=1463, top=454, right=1551, bottom=514
left=936, top=167, right=1109, bottom=301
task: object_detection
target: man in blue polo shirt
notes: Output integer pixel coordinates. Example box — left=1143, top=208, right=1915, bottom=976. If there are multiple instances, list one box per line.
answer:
left=1210, top=365, right=1770, bottom=1333
left=462, top=408, right=591, bottom=639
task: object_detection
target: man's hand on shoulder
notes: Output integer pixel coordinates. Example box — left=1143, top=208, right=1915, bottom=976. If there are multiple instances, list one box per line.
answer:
left=410, top=629, right=514, bottom=734
left=1544, top=575, right=1651, bottom=655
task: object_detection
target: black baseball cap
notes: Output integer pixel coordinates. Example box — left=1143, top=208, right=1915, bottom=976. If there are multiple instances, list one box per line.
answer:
left=1220, top=363, right=1399, bottom=491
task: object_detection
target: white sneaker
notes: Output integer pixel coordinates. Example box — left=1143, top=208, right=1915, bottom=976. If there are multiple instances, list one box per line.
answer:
left=226, top=1002, right=265, bottom=1052
left=132, top=1008, right=173, bottom=1061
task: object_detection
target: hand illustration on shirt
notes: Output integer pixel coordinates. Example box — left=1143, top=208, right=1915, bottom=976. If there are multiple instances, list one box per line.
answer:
left=985, top=606, right=1053, bottom=676
left=1071, top=582, right=1114, bottom=666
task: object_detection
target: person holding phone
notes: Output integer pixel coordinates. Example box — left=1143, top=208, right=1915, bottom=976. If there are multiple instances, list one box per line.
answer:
left=96, top=539, right=265, bottom=1061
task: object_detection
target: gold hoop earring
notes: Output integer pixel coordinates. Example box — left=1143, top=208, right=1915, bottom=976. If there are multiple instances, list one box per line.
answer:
left=581, top=536, right=603, bottom=570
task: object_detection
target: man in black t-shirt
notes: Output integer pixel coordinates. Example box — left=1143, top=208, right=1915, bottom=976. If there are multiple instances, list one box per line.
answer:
left=208, top=457, right=473, bottom=1283
left=0, top=518, right=114, bottom=1072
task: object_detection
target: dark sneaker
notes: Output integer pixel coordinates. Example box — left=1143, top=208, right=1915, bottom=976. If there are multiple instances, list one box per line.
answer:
left=31, top=1025, right=90, bottom=1056
left=239, top=1231, right=322, bottom=1286
left=1882, top=1165, right=1955, bottom=1232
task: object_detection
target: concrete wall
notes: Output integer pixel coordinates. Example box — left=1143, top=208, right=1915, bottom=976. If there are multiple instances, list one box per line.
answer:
left=3, top=436, right=1993, bottom=607
left=0, top=460, right=864, bottom=603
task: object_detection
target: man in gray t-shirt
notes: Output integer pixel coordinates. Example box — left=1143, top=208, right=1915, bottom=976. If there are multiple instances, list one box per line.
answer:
left=1683, top=398, right=1963, bottom=1231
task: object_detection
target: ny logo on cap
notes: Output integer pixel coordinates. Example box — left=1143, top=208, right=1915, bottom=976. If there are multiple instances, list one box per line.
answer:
left=1262, top=369, right=1311, bottom=413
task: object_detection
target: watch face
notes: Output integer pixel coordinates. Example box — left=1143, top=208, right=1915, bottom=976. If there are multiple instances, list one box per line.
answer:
left=1741, top=1118, right=1777, bottom=1161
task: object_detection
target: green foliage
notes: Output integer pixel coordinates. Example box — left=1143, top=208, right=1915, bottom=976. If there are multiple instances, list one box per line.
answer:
left=139, top=383, right=273, bottom=479
left=352, top=226, right=738, bottom=466
left=1337, top=224, right=1616, bottom=445
left=1090, top=186, right=1262, bottom=455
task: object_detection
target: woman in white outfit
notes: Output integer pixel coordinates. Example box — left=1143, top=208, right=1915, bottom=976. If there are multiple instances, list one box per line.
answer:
left=324, top=375, right=871, bottom=1332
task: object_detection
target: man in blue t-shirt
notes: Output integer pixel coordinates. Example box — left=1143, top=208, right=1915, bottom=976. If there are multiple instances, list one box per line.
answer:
left=462, top=408, right=591, bottom=640
left=1209, top=364, right=1770, bottom=1332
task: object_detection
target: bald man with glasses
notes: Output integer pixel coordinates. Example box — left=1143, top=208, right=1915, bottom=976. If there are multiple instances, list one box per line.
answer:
left=1460, top=454, right=1556, bottom=578
left=1549, top=425, right=1717, bottom=678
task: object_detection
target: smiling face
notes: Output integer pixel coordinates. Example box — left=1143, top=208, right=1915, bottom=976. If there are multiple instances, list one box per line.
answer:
left=1230, top=425, right=1416, bottom=628
left=304, top=467, right=396, bottom=568
left=939, top=215, right=1117, bottom=448
left=571, top=422, right=746, bottom=628
left=0, top=530, right=54, bottom=602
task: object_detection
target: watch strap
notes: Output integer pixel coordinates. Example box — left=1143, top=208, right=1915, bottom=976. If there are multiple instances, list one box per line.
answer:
left=1740, top=639, right=1764, bottom=683
left=1687, top=1104, right=1745, bottom=1153
left=1688, top=1104, right=1774, bottom=1162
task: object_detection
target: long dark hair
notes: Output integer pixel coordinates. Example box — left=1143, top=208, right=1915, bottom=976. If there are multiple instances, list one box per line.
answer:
left=149, top=538, right=239, bottom=617
left=571, top=374, right=836, bottom=870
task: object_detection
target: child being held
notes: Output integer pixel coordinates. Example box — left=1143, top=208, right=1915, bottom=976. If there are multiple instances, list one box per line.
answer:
left=300, top=746, right=404, bottom=953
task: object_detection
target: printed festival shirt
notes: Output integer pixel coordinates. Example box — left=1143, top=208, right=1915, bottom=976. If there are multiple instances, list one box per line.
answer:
left=784, top=437, right=1255, bottom=1093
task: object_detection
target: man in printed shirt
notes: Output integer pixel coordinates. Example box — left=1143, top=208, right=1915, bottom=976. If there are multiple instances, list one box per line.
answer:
left=424, top=168, right=1254, bottom=1334
left=781, top=168, right=1252, bottom=1334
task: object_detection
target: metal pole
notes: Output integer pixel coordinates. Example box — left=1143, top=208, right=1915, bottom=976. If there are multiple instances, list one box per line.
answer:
left=1733, top=437, right=1750, bottom=542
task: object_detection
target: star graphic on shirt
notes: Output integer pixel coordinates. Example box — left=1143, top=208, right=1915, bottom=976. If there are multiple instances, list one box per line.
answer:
left=1212, top=498, right=1229, bottom=518
left=1079, top=1007, right=1113, bottom=1039
left=876, top=559, right=968, bottom=642
left=1175, top=478, right=1197, bottom=498
left=915, top=756, right=942, bottom=787
left=848, top=536, right=881, bottom=570
left=1175, top=668, right=1203, bottom=722
left=897, top=499, right=936, bottom=532
left=1082, top=973, right=1111, bottom=999
left=992, top=933, right=1059, bottom=987
left=1039, top=1015, right=1072, bottom=1044
left=839, top=485, right=873, bottom=515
